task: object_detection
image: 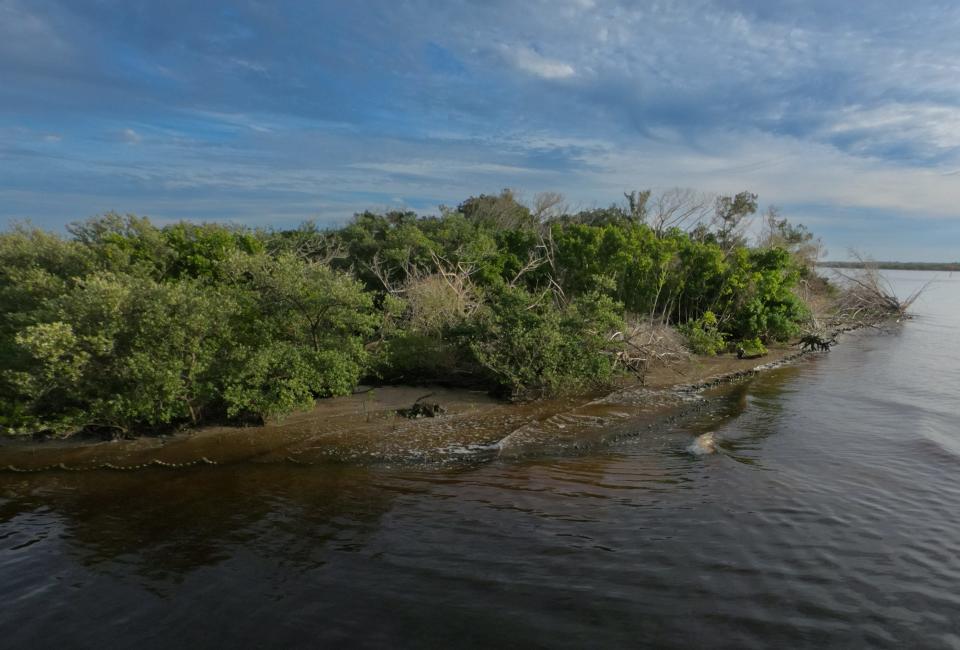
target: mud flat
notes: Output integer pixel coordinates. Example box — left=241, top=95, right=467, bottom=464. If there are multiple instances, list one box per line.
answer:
left=0, top=343, right=824, bottom=473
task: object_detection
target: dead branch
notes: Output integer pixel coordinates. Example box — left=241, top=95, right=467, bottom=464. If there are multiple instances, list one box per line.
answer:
left=509, top=249, right=548, bottom=287
left=651, top=188, right=713, bottom=237
left=367, top=251, right=410, bottom=295
left=609, top=318, right=691, bottom=379
left=428, top=250, right=481, bottom=317
left=829, top=251, right=929, bottom=324
left=532, top=192, right=567, bottom=223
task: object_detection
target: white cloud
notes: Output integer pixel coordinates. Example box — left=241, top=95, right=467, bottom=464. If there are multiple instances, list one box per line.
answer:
left=500, top=44, right=576, bottom=80
left=122, top=128, right=142, bottom=145
left=826, top=103, right=960, bottom=154
left=568, top=128, right=960, bottom=220
left=228, top=57, right=267, bottom=74
left=5, top=0, right=960, bottom=260
left=350, top=160, right=548, bottom=178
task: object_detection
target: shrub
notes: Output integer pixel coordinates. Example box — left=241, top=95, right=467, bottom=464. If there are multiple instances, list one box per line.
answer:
left=0, top=191, right=823, bottom=435
left=219, top=252, right=377, bottom=418
left=680, top=311, right=726, bottom=355
left=221, top=341, right=365, bottom=421
left=736, top=337, right=768, bottom=358
left=466, top=287, right=624, bottom=399
left=723, top=247, right=809, bottom=342
left=0, top=248, right=378, bottom=434
left=2, top=274, right=234, bottom=434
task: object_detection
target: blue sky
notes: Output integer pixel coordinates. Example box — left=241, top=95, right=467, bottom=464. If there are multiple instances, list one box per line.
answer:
left=2, top=0, right=959, bottom=260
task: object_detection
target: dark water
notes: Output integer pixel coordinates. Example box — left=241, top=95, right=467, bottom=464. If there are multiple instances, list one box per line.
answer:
left=2, top=271, right=959, bottom=649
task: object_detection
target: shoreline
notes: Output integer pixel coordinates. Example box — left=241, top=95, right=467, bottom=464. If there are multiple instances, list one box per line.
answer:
left=0, top=328, right=861, bottom=473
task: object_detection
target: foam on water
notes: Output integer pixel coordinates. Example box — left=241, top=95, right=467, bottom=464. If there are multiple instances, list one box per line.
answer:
left=686, top=431, right=719, bottom=456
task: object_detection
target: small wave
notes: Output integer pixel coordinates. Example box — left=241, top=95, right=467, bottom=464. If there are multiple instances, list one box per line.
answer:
left=914, top=428, right=960, bottom=462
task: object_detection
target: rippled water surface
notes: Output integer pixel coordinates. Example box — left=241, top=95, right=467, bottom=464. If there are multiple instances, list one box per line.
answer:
left=2, top=271, right=959, bottom=648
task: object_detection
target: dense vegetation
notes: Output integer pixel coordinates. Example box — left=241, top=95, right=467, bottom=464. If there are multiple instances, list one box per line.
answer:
left=0, top=189, right=819, bottom=436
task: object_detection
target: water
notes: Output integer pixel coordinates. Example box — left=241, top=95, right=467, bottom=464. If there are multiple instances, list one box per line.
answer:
left=2, top=270, right=959, bottom=648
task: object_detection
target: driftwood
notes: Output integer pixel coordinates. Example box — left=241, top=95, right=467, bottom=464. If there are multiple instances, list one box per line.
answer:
left=396, top=393, right=446, bottom=419
left=397, top=403, right=446, bottom=419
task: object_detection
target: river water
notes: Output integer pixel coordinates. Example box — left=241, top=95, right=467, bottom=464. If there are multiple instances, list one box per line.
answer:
left=2, top=270, right=958, bottom=648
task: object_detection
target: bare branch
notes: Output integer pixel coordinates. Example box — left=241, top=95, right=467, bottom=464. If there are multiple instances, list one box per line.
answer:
left=650, top=188, right=712, bottom=237
left=532, top=192, right=566, bottom=223
left=367, top=251, right=407, bottom=295
left=509, top=249, right=547, bottom=287
left=829, top=250, right=928, bottom=323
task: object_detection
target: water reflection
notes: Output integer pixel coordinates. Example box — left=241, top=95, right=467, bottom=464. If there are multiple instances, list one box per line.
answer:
left=1, top=465, right=405, bottom=592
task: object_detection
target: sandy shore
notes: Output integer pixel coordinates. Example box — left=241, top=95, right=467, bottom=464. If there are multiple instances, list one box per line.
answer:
left=0, top=338, right=826, bottom=473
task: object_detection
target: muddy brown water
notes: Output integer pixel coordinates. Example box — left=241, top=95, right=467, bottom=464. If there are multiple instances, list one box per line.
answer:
left=2, top=271, right=959, bottom=648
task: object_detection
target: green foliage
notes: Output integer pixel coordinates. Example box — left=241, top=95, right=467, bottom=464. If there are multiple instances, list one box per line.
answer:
left=66, top=213, right=263, bottom=280
left=2, top=273, right=233, bottom=433
left=223, top=251, right=376, bottom=356
left=737, top=337, right=768, bottom=358
left=725, top=248, right=809, bottom=342
left=458, top=189, right=536, bottom=230
left=467, top=288, right=624, bottom=399
left=680, top=311, right=726, bottom=356
left=761, top=206, right=821, bottom=274
left=0, top=189, right=820, bottom=436
left=215, top=252, right=376, bottom=421
left=0, top=224, right=376, bottom=435
left=221, top=341, right=364, bottom=421
left=713, top=191, right=758, bottom=250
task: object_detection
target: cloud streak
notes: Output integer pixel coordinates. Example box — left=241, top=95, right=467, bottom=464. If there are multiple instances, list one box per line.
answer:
left=501, top=44, right=576, bottom=79
left=0, top=0, right=958, bottom=259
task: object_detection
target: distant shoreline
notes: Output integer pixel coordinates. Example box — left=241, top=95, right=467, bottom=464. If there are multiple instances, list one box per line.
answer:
left=819, top=261, right=959, bottom=272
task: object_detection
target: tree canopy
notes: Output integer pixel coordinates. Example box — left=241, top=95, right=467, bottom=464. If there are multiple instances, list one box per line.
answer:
left=0, top=189, right=818, bottom=436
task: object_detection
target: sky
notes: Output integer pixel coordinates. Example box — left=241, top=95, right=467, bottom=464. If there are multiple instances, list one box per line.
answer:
left=2, top=0, right=959, bottom=260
